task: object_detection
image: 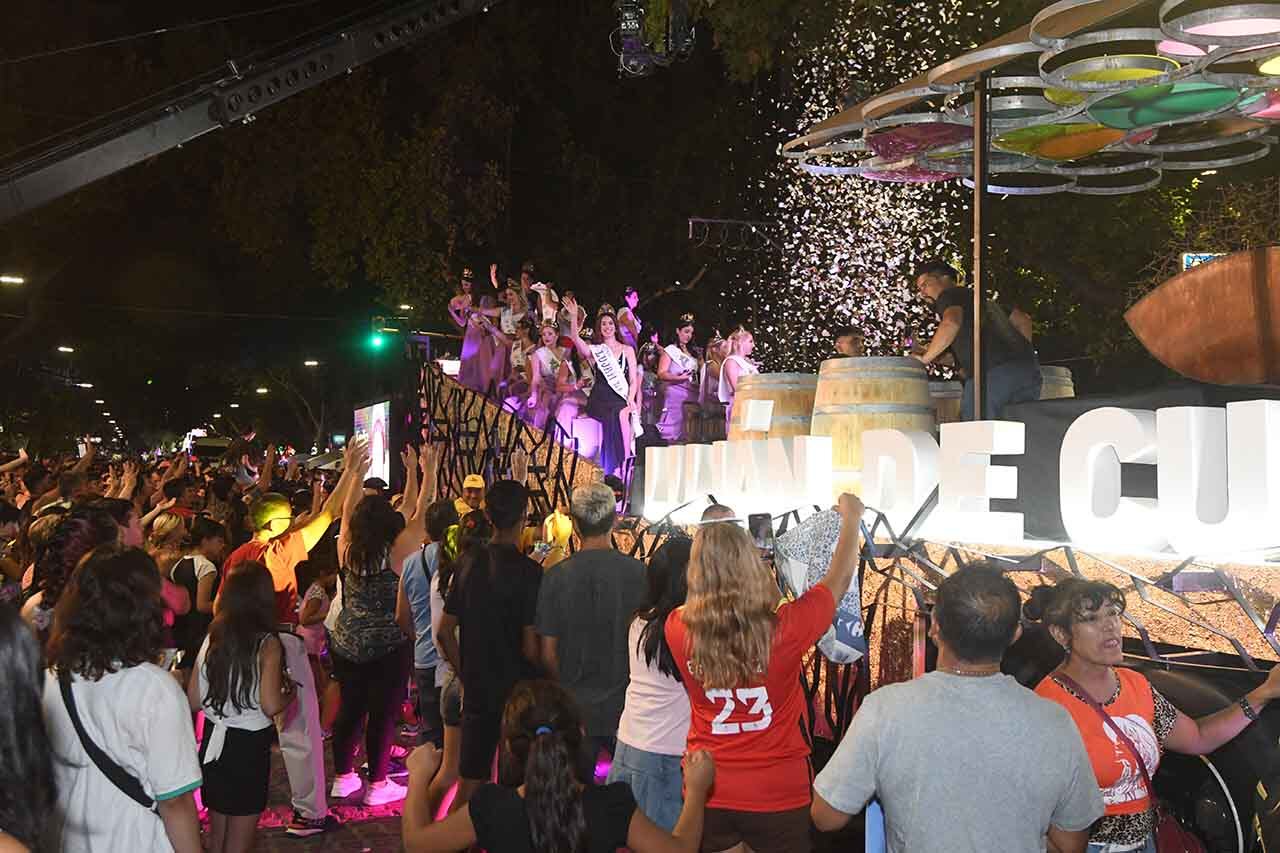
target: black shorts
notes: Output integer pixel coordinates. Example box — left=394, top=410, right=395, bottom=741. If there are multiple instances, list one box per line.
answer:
left=701, top=805, right=812, bottom=853
left=198, top=725, right=276, bottom=816
left=459, top=706, right=502, bottom=781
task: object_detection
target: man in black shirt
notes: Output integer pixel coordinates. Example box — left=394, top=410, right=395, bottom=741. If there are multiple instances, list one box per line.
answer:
left=911, top=260, right=1041, bottom=420
left=437, top=479, right=542, bottom=808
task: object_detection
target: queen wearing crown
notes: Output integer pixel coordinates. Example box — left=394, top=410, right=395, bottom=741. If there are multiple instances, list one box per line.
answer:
left=562, top=296, right=640, bottom=476
left=655, top=313, right=701, bottom=443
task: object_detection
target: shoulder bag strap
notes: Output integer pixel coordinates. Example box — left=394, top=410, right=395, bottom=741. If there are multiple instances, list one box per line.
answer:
left=57, top=669, right=157, bottom=811
left=1053, top=670, right=1155, bottom=794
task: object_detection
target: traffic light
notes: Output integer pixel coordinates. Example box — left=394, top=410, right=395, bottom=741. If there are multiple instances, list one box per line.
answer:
left=367, top=332, right=386, bottom=350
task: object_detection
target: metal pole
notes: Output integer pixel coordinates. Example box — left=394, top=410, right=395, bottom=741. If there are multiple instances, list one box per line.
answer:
left=971, top=72, right=990, bottom=419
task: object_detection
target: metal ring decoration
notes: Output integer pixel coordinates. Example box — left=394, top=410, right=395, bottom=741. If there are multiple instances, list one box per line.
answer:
left=1122, top=119, right=1270, bottom=151
left=962, top=172, right=1078, bottom=194
left=1158, top=136, right=1274, bottom=168
left=1042, top=151, right=1164, bottom=174
left=945, top=93, right=1088, bottom=129
left=807, top=139, right=870, bottom=155
left=1159, top=0, right=1280, bottom=50
left=779, top=122, right=866, bottom=159
left=925, top=41, right=1045, bottom=90
left=1039, top=29, right=1192, bottom=93
left=1086, top=75, right=1250, bottom=131
left=1069, top=168, right=1164, bottom=194
left=865, top=109, right=968, bottom=130
left=1028, top=0, right=1125, bottom=50
left=796, top=158, right=867, bottom=176
left=917, top=150, right=1038, bottom=175
left=1198, top=43, right=1280, bottom=88
left=861, top=86, right=941, bottom=123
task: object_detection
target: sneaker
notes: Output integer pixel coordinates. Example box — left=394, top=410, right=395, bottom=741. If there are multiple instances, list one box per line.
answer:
left=285, top=811, right=342, bottom=838
left=329, top=772, right=362, bottom=799
left=362, top=778, right=408, bottom=806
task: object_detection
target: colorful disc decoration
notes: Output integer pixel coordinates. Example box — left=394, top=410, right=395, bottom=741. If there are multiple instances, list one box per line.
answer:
left=1044, top=57, right=1180, bottom=106
left=1134, top=116, right=1266, bottom=149
left=865, top=122, right=971, bottom=160
left=858, top=160, right=957, bottom=183
left=994, top=123, right=1128, bottom=160
left=1241, top=88, right=1280, bottom=119
left=1087, top=80, right=1244, bottom=129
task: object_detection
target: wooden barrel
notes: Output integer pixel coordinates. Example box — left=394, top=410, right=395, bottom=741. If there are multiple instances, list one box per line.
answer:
left=1040, top=365, right=1075, bottom=399
left=929, top=380, right=964, bottom=427
left=727, top=373, right=819, bottom=441
left=811, top=357, right=935, bottom=472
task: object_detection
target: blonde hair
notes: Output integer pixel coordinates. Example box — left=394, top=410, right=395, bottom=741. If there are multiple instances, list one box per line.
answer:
left=148, top=511, right=185, bottom=548
left=728, top=328, right=753, bottom=357
left=680, top=522, right=778, bottom=689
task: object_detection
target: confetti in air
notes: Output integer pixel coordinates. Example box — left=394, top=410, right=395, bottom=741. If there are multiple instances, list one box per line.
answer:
left=736, top=1, right=1004, bottom=372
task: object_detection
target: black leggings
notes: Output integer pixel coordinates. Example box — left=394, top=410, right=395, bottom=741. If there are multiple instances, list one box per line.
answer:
left=331, top=643, right=411, bottom=782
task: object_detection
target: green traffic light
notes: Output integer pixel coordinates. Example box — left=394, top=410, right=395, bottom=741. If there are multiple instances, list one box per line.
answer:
left=368, top=333, right=386, bottom=350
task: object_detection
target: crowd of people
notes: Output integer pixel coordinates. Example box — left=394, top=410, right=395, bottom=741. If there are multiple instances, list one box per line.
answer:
left=1, top=426, right=1278, bottom=853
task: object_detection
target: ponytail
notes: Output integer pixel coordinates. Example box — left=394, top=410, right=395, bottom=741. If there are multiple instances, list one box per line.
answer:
left=501, top=680, right=590, bottom=853
left=525, top=727, right=588, bottom=853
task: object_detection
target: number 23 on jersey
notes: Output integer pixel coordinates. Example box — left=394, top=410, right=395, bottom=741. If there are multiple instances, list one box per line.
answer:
left=706, top=686, right=774, bottom=735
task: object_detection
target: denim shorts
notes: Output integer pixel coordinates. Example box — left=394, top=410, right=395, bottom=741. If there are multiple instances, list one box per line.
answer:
left=440, top=672, right=462, bottom=728
left=605, top=739, right=684, bottom=833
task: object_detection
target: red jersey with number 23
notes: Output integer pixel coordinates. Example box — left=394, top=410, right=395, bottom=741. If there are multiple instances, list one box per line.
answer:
left=665, top=584, right=835, bottom=812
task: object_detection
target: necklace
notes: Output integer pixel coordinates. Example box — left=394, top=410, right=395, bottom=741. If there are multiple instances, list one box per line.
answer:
left=939, top=665, right=1001, bottom=677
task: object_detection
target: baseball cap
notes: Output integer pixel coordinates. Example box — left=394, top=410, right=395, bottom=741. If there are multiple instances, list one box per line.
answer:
left=463, top=474, right=485, bottom=489
left=363, top=477, right=388, bottom=492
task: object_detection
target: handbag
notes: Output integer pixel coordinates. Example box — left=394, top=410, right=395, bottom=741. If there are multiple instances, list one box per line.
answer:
left=1053, top=671, right=1205, bottom=853
left=57, top=669, right=157, bottom=812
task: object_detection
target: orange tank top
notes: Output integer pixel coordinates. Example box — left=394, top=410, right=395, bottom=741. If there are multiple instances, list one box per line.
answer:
left=1035, top=667, right=1159, bottom=817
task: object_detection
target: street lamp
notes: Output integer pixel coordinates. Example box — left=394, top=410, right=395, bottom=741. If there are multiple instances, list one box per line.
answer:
left=398, top=304, right=413, bottom=311
left=76, top=382, right=93, bottom=389
left=212, top=413, right=222, bottom=419
left=229, top=403, right=240, bottom=409
left=255, top=387, right=269, bottom=395
left=102, top=412, right=111, bottom=416
left=56, top=345, right=74, bottom=353
left=0, top=275, right=24, bottom=285
left=303, top=360, right=319, bottom=367
left=93, top=399, right=105, bottom=404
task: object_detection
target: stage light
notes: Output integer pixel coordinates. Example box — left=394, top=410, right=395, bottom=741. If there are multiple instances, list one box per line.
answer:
left=303, top=359, right=319, bottom=367
left=255, top=387, right=269, bottom=395
left=56, top=345, right=74, bottom=353
left=77, top=382, right=93, bottom=389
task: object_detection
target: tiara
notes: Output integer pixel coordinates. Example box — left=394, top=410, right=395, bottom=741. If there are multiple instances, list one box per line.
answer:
left=678, top=312, right=695, bottom=325
left=461, top=268, right=474, bottom=279
left=597, top=302, right=616, bottom=318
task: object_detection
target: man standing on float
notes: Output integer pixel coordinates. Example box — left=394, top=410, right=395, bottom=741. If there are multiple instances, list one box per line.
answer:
left=911, top=260, right=1041, bottom=420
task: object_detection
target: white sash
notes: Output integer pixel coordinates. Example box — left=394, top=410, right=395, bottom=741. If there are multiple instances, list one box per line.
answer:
left=591, top=343, right=630, bottom=401
left=663, top=344, right=697, bottom=377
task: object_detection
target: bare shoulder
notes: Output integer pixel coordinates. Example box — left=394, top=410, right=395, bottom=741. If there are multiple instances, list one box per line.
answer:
left=0, top=832, right=31, bottom=853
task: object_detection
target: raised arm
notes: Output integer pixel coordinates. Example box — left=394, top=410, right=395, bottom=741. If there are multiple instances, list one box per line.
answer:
left=390, top=444, right=437, bottom=572
left=310, top=436, right=369, bottom=555
left=254, top=444, right=277, bottom=495
left=562, top=296, right=594, bottom=363
left=818, top=493, right=865, bottom=600
left=0, top=448, right=28, bottom=474
left=398, top=446, right=419, bottom=524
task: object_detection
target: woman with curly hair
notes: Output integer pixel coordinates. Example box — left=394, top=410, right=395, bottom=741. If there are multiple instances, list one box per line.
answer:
left=20, top=511, right=116, bottom=639
left=41, top=545, right=202, bottom=853
left=0, top=604, right=56, bottom=853
left=664, top=495, right=863, bottom=853
left=328, top=444, right=434, bottom=807
left=1027, top=578, right=1280, bottom=853
left=402, top=679, right=715, bottom=853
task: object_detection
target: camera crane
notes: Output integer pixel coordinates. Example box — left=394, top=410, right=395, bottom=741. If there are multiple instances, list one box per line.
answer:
left=0, top=0, right=500, bottom=225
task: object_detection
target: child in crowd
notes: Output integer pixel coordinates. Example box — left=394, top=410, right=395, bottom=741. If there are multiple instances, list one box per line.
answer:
left=296, top=557, right=338, bottom=729
left=402, top=679, right=715, bottom=853
left=190, top=561, right=296, bottom=853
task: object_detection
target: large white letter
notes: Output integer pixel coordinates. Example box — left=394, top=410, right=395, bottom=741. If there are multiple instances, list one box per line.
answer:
left=1157, top=400, right=1280, bottom=554
left=935, top=421, right=1024, bottom=543
left=860, top=428, right=939, bottom=534
left=1059, top=407, right=1166, bottom=551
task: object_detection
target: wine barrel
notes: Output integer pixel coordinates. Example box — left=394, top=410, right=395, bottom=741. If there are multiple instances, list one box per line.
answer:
left=1040, top=365, right=1075, bottom=399
left=811, top=357, right=935, bottom=473
left=727, top=373, right=819, bottom=441
left=929, top=380, right=964, bottom=427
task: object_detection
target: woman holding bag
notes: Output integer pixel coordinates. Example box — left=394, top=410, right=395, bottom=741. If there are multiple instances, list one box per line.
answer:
left=1026, top=578, right=1280, bottom=853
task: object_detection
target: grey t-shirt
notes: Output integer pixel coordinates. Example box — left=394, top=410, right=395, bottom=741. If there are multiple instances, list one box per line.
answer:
left=814, top=672, right=1103, bottom=853
left=535, top=548, right=646, bottom=737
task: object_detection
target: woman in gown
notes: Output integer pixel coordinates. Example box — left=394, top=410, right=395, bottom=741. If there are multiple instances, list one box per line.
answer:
left=655, top=314, right=700, bottom=443
left=457, top=295, right=503, bottom=395
left=617, top=287, right=642, bottom=351
left=698, top=332, right=728, bottom=441
left=564, top=296, right=639, bottom=477
left=718, top=327, right=759, bottom=435
left=525, top=322, right=576, bottom=431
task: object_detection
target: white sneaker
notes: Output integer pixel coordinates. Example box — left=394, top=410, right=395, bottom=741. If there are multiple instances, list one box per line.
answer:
left=329, top=772, right=362, bottom=799
left=361, top=778, right=407, bottom=806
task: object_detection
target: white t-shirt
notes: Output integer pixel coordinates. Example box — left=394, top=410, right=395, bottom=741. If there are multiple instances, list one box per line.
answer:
left=194, top=634, right=273, bottom=766
left=171, top=553, right=217, bottom=584
left=429, top=559, right=451, bottom=687
left=325, top=575, right=343, bottom=632
left=615, top=617, right=691, bottom=756
left=42, top=664, right=202, bottom=853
